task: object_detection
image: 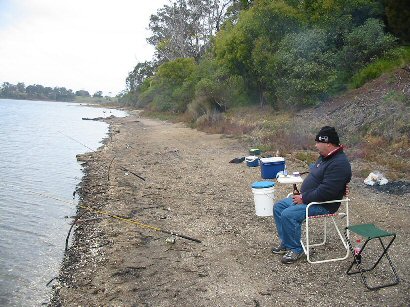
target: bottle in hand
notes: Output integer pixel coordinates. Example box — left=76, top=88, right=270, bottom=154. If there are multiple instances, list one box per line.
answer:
left=293, top=183, right=300, bottom=195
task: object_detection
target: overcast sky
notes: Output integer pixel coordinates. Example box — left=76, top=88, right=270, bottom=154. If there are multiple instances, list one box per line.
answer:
left=0, top=0, right=169, bottom=96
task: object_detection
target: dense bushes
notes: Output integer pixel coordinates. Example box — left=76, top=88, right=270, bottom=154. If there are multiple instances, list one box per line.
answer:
left=273, top=28, right=339, bottom=106
left=139, top=58, right=196, bottom=112
left=122, top=0, right=405, bottom=121
left=341, top=18, right=396, bottom=73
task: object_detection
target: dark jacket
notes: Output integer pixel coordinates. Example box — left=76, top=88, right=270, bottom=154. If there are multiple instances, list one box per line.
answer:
left=300, top=149, right=351, bottom=213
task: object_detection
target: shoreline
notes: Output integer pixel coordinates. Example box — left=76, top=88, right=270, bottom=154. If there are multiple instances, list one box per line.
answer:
left=50, top=111, right=410, bottom=306
left=50, top=111, right=126, bottom=306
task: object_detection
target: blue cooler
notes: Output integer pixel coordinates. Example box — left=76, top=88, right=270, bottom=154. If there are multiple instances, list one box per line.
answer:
left=245, top=156, right=259, bottom=167
left=260, top=157, right=285, bottom=179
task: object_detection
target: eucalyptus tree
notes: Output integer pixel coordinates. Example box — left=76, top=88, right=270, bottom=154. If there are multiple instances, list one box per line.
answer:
left=0, top=82, right=18, bottom=98
left=225, top=0, right=254, bottom=23
left=147, top=0, right=234, bottom=62
left=126, top=61, right=156, bottom=92
left=75, top=90, right=90, bottom=97
left=16, top=82, right=26, bottom=93
left=214, top=0, right=303, bottom=106
left=93, top=91, right=103, bottom=98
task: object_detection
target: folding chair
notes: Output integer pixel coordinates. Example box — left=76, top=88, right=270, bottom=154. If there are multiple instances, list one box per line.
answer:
left=300, top=198, right=350, bottom=264
left=344, top=223, right=400, bottom=290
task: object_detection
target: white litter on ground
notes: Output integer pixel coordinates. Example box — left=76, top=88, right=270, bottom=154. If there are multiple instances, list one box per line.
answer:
left=364, top=171, right=389, bottom=186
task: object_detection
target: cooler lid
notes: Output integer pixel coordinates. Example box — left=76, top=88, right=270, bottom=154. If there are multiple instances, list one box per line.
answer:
left=245, top=155, right=258, bottom=161
left=260, top=157, right=285, bottom=163
left=251, top=181, right=275, bottom=188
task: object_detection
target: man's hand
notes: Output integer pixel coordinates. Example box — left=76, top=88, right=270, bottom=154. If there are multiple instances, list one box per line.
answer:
left=344, top=184, right=350, bottom=196
left=292, top=194, right=303, bottom=204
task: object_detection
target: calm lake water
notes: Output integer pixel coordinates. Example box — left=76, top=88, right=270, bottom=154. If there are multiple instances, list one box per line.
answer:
left=0, top=99, right=126, bottom=306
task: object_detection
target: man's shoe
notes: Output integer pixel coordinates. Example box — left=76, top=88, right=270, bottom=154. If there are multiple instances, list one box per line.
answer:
left=271, top=244, right=288, bottom=254
left=281, top=250, right=304, bottom=264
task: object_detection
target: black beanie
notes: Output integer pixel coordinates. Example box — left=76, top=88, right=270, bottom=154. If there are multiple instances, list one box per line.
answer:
left=315, top=126, right=340, bottom=146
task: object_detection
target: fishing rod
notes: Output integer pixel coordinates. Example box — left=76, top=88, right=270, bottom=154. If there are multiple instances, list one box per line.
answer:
left=57, top=130, right=96, bottom=153
left=64, top=192, right=202, bottom=244
left=119, top=166, right=145, bottom=181
left=1, top=184, right=201, bottom=244
left=57, top=130, right=145, bottom=181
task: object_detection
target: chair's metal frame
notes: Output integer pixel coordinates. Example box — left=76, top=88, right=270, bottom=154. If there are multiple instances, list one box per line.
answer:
left=300, top=198, right=350, bottom=264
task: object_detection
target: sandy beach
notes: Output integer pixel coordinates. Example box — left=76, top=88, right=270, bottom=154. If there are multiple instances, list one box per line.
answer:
left=51, top=110, right=410, bottom=306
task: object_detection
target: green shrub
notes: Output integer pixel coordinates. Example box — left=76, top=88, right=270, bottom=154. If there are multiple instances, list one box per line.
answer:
left=350, top=46, right=410, bottom=88
left=186, top=59, right=249, bottom=121
left=273, top=28, right=338, bottom=107
left=138, top=58, right=197, bottom=112
left=341, top=18, right=397, bottom=74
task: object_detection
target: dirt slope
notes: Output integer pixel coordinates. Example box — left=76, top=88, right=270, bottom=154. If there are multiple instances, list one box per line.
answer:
left=295, top=66, right=410, bottom=179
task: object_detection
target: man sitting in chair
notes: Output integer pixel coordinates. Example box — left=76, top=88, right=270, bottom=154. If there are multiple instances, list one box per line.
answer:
left=272, top=126, right=352, bottom=264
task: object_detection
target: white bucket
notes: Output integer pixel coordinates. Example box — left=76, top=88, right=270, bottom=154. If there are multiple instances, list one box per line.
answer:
left=251, top=186, right=275, bottom=216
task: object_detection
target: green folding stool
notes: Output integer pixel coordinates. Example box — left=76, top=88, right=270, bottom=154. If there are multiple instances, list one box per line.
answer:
left=344, top=223, right=400, bottom=290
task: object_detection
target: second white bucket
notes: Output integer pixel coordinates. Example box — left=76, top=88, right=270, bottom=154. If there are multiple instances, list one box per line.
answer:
left=251, top=181, right=275, bottom=216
